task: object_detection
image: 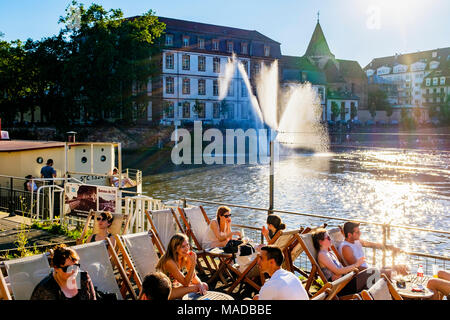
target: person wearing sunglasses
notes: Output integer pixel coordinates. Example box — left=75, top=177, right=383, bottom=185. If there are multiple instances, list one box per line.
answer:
left=86, top=211, right=116, bottom=248
left=203, top=206, right=241, bottom=249
left=31, top=244, right=96, bottom=300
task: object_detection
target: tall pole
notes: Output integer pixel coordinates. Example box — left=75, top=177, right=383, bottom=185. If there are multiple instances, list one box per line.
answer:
left=269, top=139, right=274, bottom=215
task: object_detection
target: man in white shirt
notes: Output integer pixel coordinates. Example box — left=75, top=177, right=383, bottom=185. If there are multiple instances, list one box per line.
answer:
left=339, top=221, right=408, bottom=278
left=253, top=245, right=308, bottom=300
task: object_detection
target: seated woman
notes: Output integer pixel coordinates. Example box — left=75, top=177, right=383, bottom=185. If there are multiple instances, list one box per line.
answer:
left=312, top=228, right=373, bottom=296
left=86, top=211, right=116, bottom=248
left=261, top=214, right=286, bottom=243
left=156, top=233, right=208, bottom=299
left=203, top=206, right=241, bottom=249
left=31, top=244, right=96, bottom=300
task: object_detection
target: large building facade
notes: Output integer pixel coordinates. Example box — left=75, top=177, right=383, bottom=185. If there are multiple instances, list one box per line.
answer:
left=154, top=17, right=281, bottom=125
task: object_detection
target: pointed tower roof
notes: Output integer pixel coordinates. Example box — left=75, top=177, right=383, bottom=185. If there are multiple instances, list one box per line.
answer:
left=304, top=21, right=334, bottom=58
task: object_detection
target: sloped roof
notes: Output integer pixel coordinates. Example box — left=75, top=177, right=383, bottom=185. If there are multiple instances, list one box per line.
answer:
left=280, top=56, right=327, bottom=84
left=156, top=16, right=281, bottom=44
left=0, top=141, right=65, bottom=152
left=337, top=59, right=367, bottom=80
left=304, top=22, right=334, bottom=58
left=324, top=59, right=345, bottom=83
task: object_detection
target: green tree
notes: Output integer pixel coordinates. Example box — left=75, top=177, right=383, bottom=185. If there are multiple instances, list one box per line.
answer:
left=350, top=103, right=358, bottom=120
left=330, top=101, right=340, bottom=121
left=368, top=89, right=391, bottom=119
left=438, top=94, right=450, bottom=125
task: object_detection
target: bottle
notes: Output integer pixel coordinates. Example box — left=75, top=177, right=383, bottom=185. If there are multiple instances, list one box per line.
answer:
left=417, top=265, right=424, bottom=278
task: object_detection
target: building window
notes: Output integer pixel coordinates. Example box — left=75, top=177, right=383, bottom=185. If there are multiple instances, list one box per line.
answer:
left=213, top=80, right=219, bottom=96
left=227, top=41, right=233, bottom=53
left=182, top=36, right=190, bottom=48
left=241, top=60, right=248, bottom=75
left=254, top=62, right=260, bottom=75
left=165, top=77, right=174, bottom=94
left=241, top=42, right=248, bottom=55
left=241, top=81, right=248, bottom=97
left=213, top=103, right=220, bottom=119
left=165, top=53, right=174, bottom=69
left=198, top=79, right=206, bottom=95
left=182, top=102, right=190, bottom=118
left=440, top=77, right=445, bottom=85
left=228, top=105, right=234, bottom=119
left=212, top=39, right=219, bottom=51
left=264, top=46, right=270, bottom=57
left=182, top=55, right=190, bottom=70
left=198, top=56, right=206, bottom=72
left=433, top=78, right=438, bottom=85
left=164, top=101, right=174, bottom=118
left=198, top=38, right=205, bottom=49
left=318, top=87, right=324, bottom=101
left=182, top=78, right=190, bottom=95
left=196, top=102, right=205, bottom=118
left=240, top=104, right=248, bottom=119
left=165, top=34, right=173, bottom=46
left=213, top=57, right=220, bottom=73
left=426, top=78, right=431, bottom=86
left=227, top=81, right=234, bottom=96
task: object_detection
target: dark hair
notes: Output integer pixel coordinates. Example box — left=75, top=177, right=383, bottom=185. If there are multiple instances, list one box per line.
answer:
left=267, top=214, right=286, bottom=237
left=311, top=228, right=329, bottom=251
left=100, top=211, right=114, bottom=225
left=216, top=206, right=231, bottom=224
left=261, top=245, right=284, bottom=266
left=46, top=159, right=53, bottom=165
left=343, top=221, right=360, bottom=239
left=49, top=244, right=79, bottom=268
left=142, top=272, right=172, bottom=300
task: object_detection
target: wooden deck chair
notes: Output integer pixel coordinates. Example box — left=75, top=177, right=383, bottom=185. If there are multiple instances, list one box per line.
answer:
left=76, top=210, right=130, bottom=245
left=328, top=226, right=347, bottom=266
left=310, top=287, right=331, bottom=300
left=0, top=253, right=51, bottom=300
left=114, top=231, right=164, bottom=294
left=177, top=206, right=222, bottom=274
left=360, top=273, right=402, bottom=300
left=145, top=208, right=184, bottom=251
left=310, top=270, right=358, bottom=300
left=71, top=238, right=137, bottom=300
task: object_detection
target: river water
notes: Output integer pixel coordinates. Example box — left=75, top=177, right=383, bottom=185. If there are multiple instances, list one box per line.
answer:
left=131, top=148, right=449, bottom=260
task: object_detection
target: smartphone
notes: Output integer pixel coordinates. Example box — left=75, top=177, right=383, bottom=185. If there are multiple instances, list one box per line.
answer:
left=66, top=265, right=81, bottom=290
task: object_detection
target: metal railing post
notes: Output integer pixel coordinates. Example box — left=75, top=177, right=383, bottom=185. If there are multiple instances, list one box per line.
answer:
left=382, top=224, right=387, bottom=268
left=8, top=177, right=15, bottom=217
left=182, top=198, right=187, bottom=208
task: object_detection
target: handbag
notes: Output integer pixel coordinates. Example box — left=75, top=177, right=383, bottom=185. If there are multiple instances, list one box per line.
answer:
left=222, top=239, right=243, bottom=254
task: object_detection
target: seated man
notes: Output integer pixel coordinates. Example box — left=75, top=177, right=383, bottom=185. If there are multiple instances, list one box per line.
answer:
left=253, top=245, right=308, bottom=300
left=140, top=272, right=172, bottom=301
left=427, top=270, right=450, bottom=300
left=339, top=221, right=408, bottom=278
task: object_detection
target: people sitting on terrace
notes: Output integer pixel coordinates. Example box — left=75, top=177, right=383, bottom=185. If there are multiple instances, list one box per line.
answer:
left=261, top=214, right=286, bottom=243
left=31, top=244, right=96, bottom=300
left=24, top=175, right=37, bottom=192
left=313, top=228, right=374, bottom=296
left=140, top=272, right=172, bottom=301
left=253, top=245, right=308, bottom=300
left=427, top=269, right=450, bottom=300
left=339, top=221, right=409, bottom=279
left=109, top=168, right=134, bottom=188
left=86, top=211, right=116, bottom=248
left=156, top=233, right=208, bottom=299
left=203, top=206, right=241, bottom=248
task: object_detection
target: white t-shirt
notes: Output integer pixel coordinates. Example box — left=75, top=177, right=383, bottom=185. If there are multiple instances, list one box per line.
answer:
left=339, top=240, right=369, bottom=268
left=258, top=269, right=309, bottom=300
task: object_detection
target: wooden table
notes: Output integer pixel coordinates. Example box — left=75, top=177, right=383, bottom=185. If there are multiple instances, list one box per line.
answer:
left=182, top=290, right=234, bottom=300
left=395, top=275, right=434, bottom=300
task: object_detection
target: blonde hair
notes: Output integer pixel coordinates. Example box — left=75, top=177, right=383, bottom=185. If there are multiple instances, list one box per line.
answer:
left=156, top=233, right=189, bottom=274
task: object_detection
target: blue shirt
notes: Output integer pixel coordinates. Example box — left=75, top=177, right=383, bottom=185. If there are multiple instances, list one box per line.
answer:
left=40, top=165, right=56, bottom=178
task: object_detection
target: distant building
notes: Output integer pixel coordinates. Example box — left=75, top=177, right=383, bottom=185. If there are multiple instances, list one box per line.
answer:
left=152, top=17, right=281, bottom=125
left=280, top=20, right=367, bottom=122
left=364, top=47, right=450, bottom=122
left=422, top=60, right=450, bottom=119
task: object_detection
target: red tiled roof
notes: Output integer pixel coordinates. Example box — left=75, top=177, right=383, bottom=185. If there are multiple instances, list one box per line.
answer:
left=0, top=141, right=65, bottom=152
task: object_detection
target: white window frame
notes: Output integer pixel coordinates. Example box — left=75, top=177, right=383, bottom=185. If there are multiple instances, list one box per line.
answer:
left=198, top=56, right=206, bottom=72
left=182, top=54, right=190, bottom=70
left=165, top=77, right=174, bottom=94
left=264, top=46, right=270, bottom=57
left=213, top=57, right=220, bottom=73
left=165, top=34, right=173, bottom=46
left=182, top=36, right=190, bottom=48
left=198, top=38, right=205, bottom=49
left=182, top=78, right=190, bottom=95
left=165, top=53, right=174, bottom=69
left=241, top=42, right=248, bottom=55
left=212, top=39, right=219, bottom=51
left=198, top=79, right=206, bottom=95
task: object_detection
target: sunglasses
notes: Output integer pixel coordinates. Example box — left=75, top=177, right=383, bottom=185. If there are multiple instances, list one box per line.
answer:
left=223, top=214, right=232, bottom=218
left=97, top=217, right=107, bottom=222
left=59, top=263, right=80, bottom=273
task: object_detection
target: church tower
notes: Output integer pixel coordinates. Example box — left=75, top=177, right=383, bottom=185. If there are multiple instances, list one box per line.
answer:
left=303, top=15, right=335, bottom=69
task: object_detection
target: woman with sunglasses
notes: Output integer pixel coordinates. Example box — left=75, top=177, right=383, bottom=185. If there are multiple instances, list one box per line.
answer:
left=204, top=206, right=241, bottom=249
left=86, top=211, right=116, bottom=248
left=31, top=244, right=96, bottom=300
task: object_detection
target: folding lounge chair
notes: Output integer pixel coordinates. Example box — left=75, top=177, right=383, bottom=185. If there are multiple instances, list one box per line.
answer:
left=310, top=270, right=358, bottom=300
left=177, top=206, right=230, bottom=275
left=72, top=238, right=137, bottom=300
left=0, top=253, right=51, bottom=300
left=328, top=226, right=347, bottom=265
left=360, top=273, right=402, bottom=300
left=0, top=269, right=12, bottom=300
left=145, top=208, right=184, bottom=251
left=76, top=210, right=130, bottom=245
left=114, top=231, right=163, bottom=293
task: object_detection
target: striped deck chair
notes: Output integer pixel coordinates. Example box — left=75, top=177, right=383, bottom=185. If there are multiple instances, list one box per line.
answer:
left=72, top=239, right=136, bottom=300
left=0, top=253, right=51, bottom=300
left=145, top=208, right=184, bottom=252
left=114, top=231, right=164, bottom=294
left=77, top=210, right=130, bottom=245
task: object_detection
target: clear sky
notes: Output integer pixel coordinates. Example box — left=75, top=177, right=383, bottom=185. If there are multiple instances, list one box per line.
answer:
left=1, top=0, right=449, bottom=67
